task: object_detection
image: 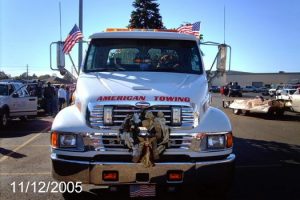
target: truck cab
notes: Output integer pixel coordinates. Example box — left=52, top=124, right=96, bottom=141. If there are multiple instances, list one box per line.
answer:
left=50, top=30, right=235, bottom=195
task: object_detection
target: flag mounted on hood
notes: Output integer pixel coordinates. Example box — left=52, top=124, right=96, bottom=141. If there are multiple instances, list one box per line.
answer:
left=63, top=24, right=83, bottom=54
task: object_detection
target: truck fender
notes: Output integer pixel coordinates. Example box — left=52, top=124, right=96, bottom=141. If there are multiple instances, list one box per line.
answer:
left=198, top=107, right=232, bottom=133
left=51, top=105, right=95, bottom=132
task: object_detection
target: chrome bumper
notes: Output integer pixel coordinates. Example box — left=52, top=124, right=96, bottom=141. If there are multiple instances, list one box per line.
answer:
left=51, top=153, right=235, bottom=185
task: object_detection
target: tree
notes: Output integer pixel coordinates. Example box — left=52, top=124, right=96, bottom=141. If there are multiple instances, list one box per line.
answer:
left=38, top=74, right=51, bottom=81
left=128, top=0, right=164, bottom=29
left=0, top=71, right=10, bottom=80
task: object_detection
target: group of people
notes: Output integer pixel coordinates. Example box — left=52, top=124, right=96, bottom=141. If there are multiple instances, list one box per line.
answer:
left=43, top=82, right=72, bottom=116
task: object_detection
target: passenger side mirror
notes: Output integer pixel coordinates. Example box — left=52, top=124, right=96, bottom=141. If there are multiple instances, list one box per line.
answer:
left=216, top=44, right=227, bottom=73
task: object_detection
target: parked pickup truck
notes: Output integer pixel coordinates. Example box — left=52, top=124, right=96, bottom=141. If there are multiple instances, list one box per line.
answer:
left=50, top=29, right=235, bottom=197
left=0, top=81, right=38, bottom=128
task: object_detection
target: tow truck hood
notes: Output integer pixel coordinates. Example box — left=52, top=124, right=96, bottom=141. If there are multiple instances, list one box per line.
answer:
left=77, top=72, right=208, bottom=105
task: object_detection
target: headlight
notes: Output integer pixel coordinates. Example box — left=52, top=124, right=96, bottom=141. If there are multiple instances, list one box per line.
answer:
left=51, top=132, right=84, bottom=150
left=171, top=106, right=181, bottom=125
left=60, top=134, right=77, bottom=147
left=103, top=106, right=113, bottom=125
left=207, top=135, right=225, bottom=149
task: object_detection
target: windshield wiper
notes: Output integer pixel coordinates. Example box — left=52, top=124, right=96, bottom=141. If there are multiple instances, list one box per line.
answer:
left=93, top=67, right=126, bottom=72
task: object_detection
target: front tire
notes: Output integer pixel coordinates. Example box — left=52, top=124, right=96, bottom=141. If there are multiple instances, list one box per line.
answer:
left=233, top=109, right=241, bottom=115
left=0, top=111, right=9, bottom=128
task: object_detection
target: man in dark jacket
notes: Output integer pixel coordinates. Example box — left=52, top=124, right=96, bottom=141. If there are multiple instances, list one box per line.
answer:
left=44, top=82, right=55, bottom=115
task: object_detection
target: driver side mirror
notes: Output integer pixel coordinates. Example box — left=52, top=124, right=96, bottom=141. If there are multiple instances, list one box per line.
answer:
left=56, top=42, right=66, bottom=75
left=50, top=41, right=66, bottom=75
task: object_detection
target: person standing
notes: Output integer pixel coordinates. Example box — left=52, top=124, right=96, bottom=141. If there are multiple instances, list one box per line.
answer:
left=58, top=85, right=67, bottom=111
left=65, top=86, right=70, bottom=106
left=43, top=82, right=55, bottom=115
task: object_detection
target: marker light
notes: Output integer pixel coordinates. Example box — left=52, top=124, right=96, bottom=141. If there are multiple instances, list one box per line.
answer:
left=167, top=171, right=183, bottom=182
left=103, top=171, right=118, bottom=181
left=226, top=132, right=233, bottom=148
left=51, top=132, right=58, bottom=148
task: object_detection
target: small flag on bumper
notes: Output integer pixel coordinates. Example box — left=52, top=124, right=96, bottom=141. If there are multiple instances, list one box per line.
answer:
left=130, top=184, right=156, bottom=197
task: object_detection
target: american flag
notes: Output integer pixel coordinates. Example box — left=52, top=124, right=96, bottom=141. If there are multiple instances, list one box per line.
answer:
left=63, top=24, right=83, bottom=54
left=177, top=21, right=200, bottom=37
left=129, top=185, right=156, bottom=197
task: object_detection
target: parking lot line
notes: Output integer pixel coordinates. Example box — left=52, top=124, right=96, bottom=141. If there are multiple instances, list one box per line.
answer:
left=0, top=172, right=51, bottom=176
left=0, top=126, right=50, bottom=163
left=1, top=145, right=49, bottom=147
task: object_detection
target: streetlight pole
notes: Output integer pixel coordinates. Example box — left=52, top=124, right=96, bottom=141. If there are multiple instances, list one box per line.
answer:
left=78, top=0, right=83, bottom=73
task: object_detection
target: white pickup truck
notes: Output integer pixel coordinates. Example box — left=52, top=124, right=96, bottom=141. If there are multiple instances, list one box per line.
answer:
left=0, top=81, right=38, bottom=128
left=50, top=30, right=235, bottom=197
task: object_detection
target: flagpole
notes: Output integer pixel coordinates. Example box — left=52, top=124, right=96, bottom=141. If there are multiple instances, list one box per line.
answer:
left=78, top=0, right=83, bottom=73
left=59, top=1, right=62, bottom=41
left=223, top=5, right=226, bottom=44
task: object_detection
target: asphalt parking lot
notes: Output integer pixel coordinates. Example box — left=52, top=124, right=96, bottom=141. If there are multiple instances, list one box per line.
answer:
left=0, top=93, right=300, bottom=200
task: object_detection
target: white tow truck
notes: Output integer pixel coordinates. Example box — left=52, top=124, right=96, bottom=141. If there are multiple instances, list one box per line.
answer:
left=0, top=81, right=38, bottom=128
left=50, top=29, right=235, bottom=197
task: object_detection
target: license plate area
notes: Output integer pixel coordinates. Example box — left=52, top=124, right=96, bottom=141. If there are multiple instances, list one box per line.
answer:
left=129, top=184, right=156, bottom=197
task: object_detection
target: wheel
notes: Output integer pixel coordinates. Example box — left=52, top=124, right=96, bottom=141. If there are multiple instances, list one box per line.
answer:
left=20, top=116, right=28, bottom=121
left=275, top=109, right=284, bottom=117
left=233, top=109, right=241, bottom=115
left=0, top=111, right=9, bottom=128
left=241, top=110, right=249, bottom=115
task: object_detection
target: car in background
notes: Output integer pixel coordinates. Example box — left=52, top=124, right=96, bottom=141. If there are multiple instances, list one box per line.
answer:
left=242, top=86, right=257, bottom=93
left=257, top=87, right=269, bottom=95
left=0, top=81, right=37, bottom=128
left=275, top=88, right=296, bottom=101
left=269, top=85, right=284, bottom=97
left=228, top=83, right=242, bottom=97
left=209, top=85, right=220, bottom=93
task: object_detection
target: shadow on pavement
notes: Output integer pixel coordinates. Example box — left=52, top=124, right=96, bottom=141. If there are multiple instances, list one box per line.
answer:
left=0, top=147, right=27, bottom=158
left=230, top=137, right=300, bottom=200
left=243, top=112, right=300, bottom=122
left=61, top=137, right=300, bottom=200
left=0, top=118, right=52, bottom=138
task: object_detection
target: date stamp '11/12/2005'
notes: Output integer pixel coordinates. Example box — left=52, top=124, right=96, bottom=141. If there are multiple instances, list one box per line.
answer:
left=10, top=181, right=82, bottom=193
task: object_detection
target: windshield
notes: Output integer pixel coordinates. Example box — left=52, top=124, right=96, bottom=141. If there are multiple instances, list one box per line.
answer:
left=84, top=39, right=203, bottom=74
left=0, top=84, right=9, bottom=96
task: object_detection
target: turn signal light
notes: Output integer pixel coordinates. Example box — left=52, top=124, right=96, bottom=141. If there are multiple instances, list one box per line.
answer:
left=51, top=132, right=58, bottom=148
left=103, top=171, right=118, bottom=181
left=226, top=132, right=233, bottom=148
left=167, top=171, right=183, bottom=182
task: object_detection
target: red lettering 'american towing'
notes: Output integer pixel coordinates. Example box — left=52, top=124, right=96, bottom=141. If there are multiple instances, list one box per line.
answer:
left=97, top=96, right=190, bottom=102
left=97, top=96, right=146, bottom=101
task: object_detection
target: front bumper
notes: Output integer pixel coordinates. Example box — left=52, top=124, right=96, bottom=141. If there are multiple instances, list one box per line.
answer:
left=51, top=153, right=235, bottom=185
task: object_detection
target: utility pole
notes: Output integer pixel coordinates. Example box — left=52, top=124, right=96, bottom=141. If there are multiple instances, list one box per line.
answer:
left=26, top=64, right=29, bottom=80
left=78, top=0, right=83, bottom=73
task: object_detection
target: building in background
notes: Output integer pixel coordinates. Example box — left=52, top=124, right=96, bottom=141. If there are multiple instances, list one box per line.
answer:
left=211, top=71, right=300, bottom=87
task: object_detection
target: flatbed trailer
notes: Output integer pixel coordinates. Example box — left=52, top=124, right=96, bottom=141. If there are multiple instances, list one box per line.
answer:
left=222, top=96, right=286, bottom=116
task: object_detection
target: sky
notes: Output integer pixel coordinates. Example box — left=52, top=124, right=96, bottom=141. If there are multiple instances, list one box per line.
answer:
left=1, top=0, right=300, bottom=77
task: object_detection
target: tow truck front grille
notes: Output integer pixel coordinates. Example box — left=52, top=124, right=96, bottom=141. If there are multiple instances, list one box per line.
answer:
left=88, top=105, right=194, bottom=129
left=88, top=134, right=193, bottom=151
